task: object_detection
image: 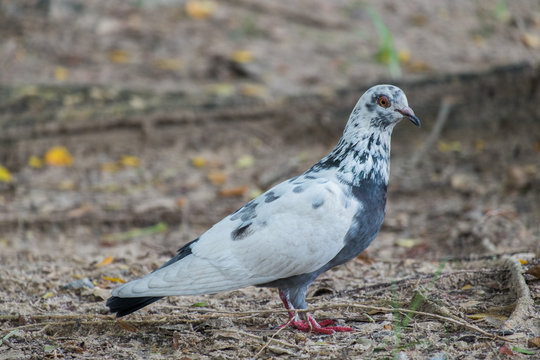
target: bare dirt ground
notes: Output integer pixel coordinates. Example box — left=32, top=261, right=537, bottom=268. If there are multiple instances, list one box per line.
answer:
left=1, top=1, right=540, bottom=359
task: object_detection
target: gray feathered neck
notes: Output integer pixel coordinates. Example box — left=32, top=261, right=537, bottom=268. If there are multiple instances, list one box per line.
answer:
left=307, top=106, right=395, bottom=186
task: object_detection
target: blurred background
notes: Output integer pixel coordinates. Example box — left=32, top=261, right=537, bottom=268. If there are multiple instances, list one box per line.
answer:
left=0, top=0, right=539, bottom=358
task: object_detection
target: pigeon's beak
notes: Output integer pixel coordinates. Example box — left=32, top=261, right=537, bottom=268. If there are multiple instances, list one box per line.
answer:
left=396, top=106, right=421, bottom=128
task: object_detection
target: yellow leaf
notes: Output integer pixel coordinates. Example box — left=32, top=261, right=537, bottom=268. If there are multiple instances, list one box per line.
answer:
left=219, top=185, right=249, bottom=197
left=231, top=50, right=253, bottom=64
left=109, top=50, right=130, bottom=64
left=437, top=141, right=462, bottom=153
left=101, top=162, right=120, bottom=173
left=468, top=313, right=486, bottom=320
left=28, top=156, right=43, bottom=168
left=192, top=156, right=207, bottom=168
left=42, top=291, right=54, bottom=299
left=519, top=259, right=528, bottom=265
left=58, top=179, right=76, bottom=190
left=236, top=154, right=255, bottom=169
left=468, top=313, right=508, bottom=321
left=153, top=58, right=183, bottom=70
left=461, top=284, right=472, bottom=290
left=0, top=165, right=12, bottom=183
left=209, top=83, right=235, bottom=97
left=475, top=139, right=485, bottom=152
left=241, top=83, right=268, bottom=98
left=185, top=0, right=216, bottom=20
left=208, top=171, right=227, bottom=185
left=103, top=276, right=126, bottom=284
left=395, top=238, right=416, bottom=248
left=45, top=146, right=74, bottom=166
left=54, top=66, right=69, bottom=81
left=120, top=155, right=140, bottom=167
left=97, top=255, right=114, bottom=267
left=398, top=49, right=411, bottom=63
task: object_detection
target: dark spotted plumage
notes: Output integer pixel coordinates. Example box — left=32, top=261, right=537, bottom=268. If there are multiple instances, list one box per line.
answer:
left=231, top=223, right=253, bottom=241
left=264, top=191, right=280, bottom=203
left=106, top=84, right=420, bottom=335
left=230, top=200, right=258, bottom=222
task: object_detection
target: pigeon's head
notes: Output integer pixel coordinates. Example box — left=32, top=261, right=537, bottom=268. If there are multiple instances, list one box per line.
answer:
left=346, top=84, right=420, bottom=135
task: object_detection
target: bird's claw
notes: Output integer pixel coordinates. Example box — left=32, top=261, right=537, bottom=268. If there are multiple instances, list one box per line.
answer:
left=280, top=314, right=354, bottom=334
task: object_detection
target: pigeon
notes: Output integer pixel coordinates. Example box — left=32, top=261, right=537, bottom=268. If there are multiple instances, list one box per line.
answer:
left=106, top=84, right=420, bottom=334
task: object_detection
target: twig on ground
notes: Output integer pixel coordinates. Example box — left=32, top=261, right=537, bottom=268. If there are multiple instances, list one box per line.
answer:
left=253, top=312, right=299, bottom=358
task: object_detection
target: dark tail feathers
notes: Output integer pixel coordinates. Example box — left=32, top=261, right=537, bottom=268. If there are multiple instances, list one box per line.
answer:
left=106, top=296, right=163, bottom=317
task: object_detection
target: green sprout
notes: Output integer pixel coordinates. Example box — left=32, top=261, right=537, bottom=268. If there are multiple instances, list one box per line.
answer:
left=367, top=6, right=402, bottom=78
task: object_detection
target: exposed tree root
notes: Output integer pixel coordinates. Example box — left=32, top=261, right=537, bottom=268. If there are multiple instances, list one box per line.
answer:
left=501, top=256, right=535, bottom=331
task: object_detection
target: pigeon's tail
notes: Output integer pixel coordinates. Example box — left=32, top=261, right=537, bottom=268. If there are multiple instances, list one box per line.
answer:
left=106, top=296, right=163, bottom=317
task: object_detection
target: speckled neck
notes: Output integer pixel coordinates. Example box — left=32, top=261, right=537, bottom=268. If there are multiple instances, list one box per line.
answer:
left=307, top=122, right=394, bottom=186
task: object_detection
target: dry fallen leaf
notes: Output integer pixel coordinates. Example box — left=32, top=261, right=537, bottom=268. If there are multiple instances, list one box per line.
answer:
left=0, top=165, right=12, bottom=183
left=461, top=284, right=472, bottom=290
left=356, top=252, right=374, bottom=264
left=45, top=146, right=74, bottom=166
left=67, top=204, right=94, bottom=219
left=192, top=156, right=207, bottom=168
left=109, top=50, right=130, bottom=64
left=521, top=33, right=540, bottom=49
left=209, top=83, right=235, bottom=97
left=437, top=140, right=462, bottom=153
left=121, top=155, right=140, bottom=167
left=153, top=58, right=183, bottom=70
left=103, top=276, right=126, bottom=284
left=28, top=156, right=43, bottom=168
left=398, top=49, right=411, bottom=63
left=185, top=0, right=216, bottom=20
left=231, top=50, right=253, bottom=64
left=97, top=255, right=114, bottom=267
left=467, top=313, right=508, bottom=321
left=474, top=139, right=485, bottom=152
left=208, top=171, right=227, bottom=186
left=395, top=238, right=416, bottom=248
left=176, top=197, right=188, bottom=208
left=236, top=154, right=255, bottom=169
left=498, top=345, right=514, bottom=355
left=241, top=83, right=268, bottom=98
left=528, top=337, right=540, bottom=349
left=54, top=66, right=69, bottom=81
left=383, top=324, right=393, bottom=331
left=219, top=185, right=249, bottom=197
left=101, top=162, right=120, bottom=173
left=91, top=286, right=110, bottom=300
left=58, top=179, right=76, bottom=190
left=526, top=264, right=540, bottom=279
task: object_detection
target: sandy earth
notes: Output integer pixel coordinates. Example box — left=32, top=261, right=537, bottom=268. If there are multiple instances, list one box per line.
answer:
left=1, top=1, right=540, bottom=359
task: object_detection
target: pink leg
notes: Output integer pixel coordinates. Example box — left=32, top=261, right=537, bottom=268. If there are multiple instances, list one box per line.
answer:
left=278, top=290, right=354, bottom=334
left=279, top=290, right=296, bottom=321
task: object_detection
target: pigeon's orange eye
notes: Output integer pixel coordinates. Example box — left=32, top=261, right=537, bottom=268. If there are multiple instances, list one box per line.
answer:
left=378, top=95, right=391, bottom=108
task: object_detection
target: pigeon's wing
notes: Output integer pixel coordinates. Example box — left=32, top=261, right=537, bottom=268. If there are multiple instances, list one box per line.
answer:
left=112, top=176, right=360, bottom=298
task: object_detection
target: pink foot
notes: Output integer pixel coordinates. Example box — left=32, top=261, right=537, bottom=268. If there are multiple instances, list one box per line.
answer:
left=280, top=314, right=354, bottom=334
